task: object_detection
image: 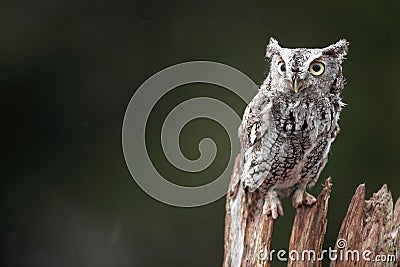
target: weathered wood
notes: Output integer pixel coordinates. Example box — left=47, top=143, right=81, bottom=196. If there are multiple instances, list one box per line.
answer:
left=329, top=184, right=366, bottom=267
left=330, top=185, right=397, bottom=267
left=288, top=178, right=332, bottom=267
left=223, top=154, right=399, bottom=267
left=223, top=155, right=274, bottom=267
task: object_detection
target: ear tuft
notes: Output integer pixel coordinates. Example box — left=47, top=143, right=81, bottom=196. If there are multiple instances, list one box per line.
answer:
left=322, top=39, right=349, bottom=61
left=265, top=37, right=281, bottom=58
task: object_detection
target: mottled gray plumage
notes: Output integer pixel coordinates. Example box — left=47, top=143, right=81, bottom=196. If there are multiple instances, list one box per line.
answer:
left=239, top=37, right=349, bottom=219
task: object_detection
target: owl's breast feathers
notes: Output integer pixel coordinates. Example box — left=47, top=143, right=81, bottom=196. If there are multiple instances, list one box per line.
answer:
left=239, top=88, right=343, bottom=192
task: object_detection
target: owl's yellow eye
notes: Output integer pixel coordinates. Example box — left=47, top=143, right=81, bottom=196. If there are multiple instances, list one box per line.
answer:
left=309, top=62, right=325, bottom=76
left=277, top=62, right=286, bottom=75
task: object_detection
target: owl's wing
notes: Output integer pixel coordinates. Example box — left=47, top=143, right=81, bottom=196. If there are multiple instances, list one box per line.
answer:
left=239, top=90, right=275, bottom=192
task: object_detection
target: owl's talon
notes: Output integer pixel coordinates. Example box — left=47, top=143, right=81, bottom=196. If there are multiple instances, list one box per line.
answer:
left=292, top=189, right=304, bottom=208
left=303, top=192, right=317, bottom=205
left=270, top=201, right=284, bottom=219
left=292, top=190, right=317, bottom=208
left=263, top=190, right=284, bottom=219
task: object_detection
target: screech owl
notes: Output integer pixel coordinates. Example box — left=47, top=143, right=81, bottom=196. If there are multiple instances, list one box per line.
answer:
left=239, top=37, right=349, bottom=219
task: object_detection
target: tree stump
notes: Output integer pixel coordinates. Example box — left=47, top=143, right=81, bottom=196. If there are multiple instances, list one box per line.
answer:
left=223, top=154, right=400, bottom=267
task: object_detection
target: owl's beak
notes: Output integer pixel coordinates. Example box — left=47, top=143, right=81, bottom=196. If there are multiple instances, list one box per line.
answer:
left=292, top=77, right=303, bottom=93
left=293, top=79, right=299, bottom=93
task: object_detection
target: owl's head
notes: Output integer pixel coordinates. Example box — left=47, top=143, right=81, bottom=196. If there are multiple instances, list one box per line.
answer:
left=265, top=37, right=349, bottom=94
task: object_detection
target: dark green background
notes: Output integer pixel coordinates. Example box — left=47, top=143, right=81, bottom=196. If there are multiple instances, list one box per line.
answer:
left=2, top=0, right=399, bottom=266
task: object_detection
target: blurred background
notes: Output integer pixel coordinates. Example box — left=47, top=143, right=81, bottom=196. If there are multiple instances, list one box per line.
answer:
left=1, top=0, right=399, bottom=266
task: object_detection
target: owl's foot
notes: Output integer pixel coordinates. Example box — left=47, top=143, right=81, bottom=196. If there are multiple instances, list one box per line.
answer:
left=291, top=189, right=317, bottom=208
left=263, top=190, right=284, bottom=219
